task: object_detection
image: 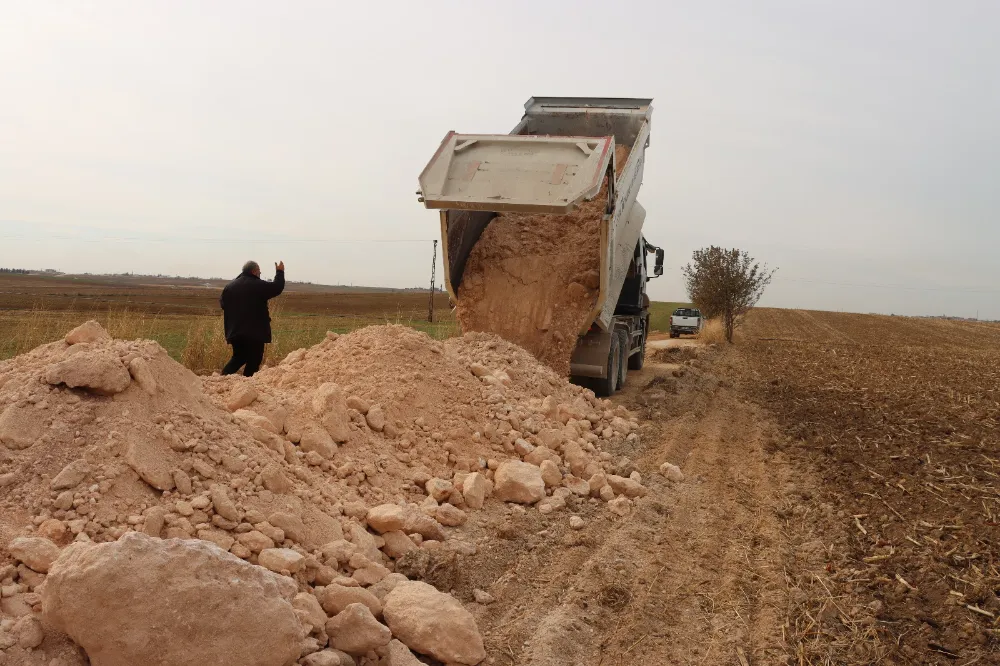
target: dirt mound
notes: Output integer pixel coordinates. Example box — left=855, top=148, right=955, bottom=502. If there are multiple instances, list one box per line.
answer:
left=0, top=321, right=643, bottom=664
left=650, top=346, right=702, bottom=364
left=456, top=145, right=631, bottom=376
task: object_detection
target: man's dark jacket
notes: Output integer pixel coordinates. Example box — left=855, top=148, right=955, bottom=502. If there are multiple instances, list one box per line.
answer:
left=220, top=269, right=285, bottom=343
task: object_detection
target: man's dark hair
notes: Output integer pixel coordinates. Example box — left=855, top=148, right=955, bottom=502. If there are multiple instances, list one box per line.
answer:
left=242, top=260, right=260, bottom=274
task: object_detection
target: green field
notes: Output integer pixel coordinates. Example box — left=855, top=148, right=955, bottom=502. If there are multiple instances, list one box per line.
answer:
left=648, top=301, right=694, bottom=333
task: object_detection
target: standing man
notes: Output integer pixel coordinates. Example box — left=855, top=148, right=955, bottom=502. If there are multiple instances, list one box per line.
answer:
left=220, top=260, right=285, bottom=377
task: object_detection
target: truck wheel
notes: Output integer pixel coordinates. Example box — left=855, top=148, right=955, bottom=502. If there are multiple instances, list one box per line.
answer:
left=597, top=333, right=620, bottom=397
left=617, top=330, right=628, bottom=390
left=628, top=332, right=645, bottom=370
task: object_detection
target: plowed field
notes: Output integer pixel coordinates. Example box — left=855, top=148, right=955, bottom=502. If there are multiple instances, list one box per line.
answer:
left=732, top=308, right=1000, bottom=664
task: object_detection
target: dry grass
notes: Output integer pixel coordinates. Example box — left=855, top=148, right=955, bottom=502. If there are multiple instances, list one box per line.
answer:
left=180, top=317, right=230, bottom=374
left=0, top=306, right=171, bottom=359
left=697, top=318, right=728, bottom=344
left=2, top=302, right=460, bottom=374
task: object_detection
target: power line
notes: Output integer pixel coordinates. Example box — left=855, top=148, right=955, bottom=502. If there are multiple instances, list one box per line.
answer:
left=6, top=232, right=996, bottom=295
left=670, top=266, right=1000, bottom=295
left=777, top=277, right=1000, bottom=295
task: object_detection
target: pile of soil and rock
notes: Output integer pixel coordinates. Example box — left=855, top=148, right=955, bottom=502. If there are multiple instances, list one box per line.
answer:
left=0, top=320, right=645, bottom=665
left=456, top=145, right=631, bottom=376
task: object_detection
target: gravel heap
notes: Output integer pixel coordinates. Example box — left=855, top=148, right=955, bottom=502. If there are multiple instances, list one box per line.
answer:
left=0, top=321, right=645, bottom=665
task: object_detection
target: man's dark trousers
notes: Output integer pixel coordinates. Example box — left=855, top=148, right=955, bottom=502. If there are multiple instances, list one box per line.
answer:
left=222, top=338, right=265, bottom=377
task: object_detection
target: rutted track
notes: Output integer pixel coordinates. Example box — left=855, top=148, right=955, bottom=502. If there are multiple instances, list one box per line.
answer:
left=466, top=348, right=798, bottom=665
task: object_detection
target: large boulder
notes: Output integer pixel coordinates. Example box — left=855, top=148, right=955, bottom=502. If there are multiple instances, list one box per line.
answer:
left=524, top=446, right=560, bottom=467
left=294, top=507, right=344, bottom=550
left=233, top=409, right=279, bottom=434
left=493, top=461, right=545, bottom=504
left=660, top=462, right=684, bottom=482
left=65, top=320, right=110, bottom=345
left=8, top=536, right=61, bottom=573
left=299, top=422, right=337, bottom=459
left=606, top=474, right=647, bottom=498
left=346, top=395, right=370, bottom=414
left=51, top=459, right=91, bottom=491
left=381, top=531, right=417, bottom=559
left=292, top=592, right=326, bottom=634
left=210, top=485, right=241, bottom=522
left=462, top=472, right=488, bottom=510
left=383, top=581, right=485, bottom=665
left=325, top=603, right=391, bottom=656
left=226, top=384, right=258, bottom=411
left=539, top=460, right=562, bottom=488
left=366, top=504, right=445, bottom=541
left=366, top=504, right=408, bottom=533
left=127, top=357, right=158, bottom=394
left=365, top=404, right=386, bottom=432
left=301, top=651, right=354, bottom=666
left=562, top=441, right=591, bottom=477
left=0, top=404, right=44, bottom=450
left=258, top=548, right=304, bottom=575
left=41, top=533, right=304, bottom=666
left=44, top=349, right=131, bottom=395
left=321, top=584, right=382, bottom=617
left=311, top=383, right=350, bottom=443
left=387, top=639, right=423, bottom=666
left=124, top=433, right=179, bottom=491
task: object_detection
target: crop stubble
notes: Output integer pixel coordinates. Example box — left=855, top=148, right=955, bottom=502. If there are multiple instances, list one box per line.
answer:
left=734, top=308, right=1000, bottom=663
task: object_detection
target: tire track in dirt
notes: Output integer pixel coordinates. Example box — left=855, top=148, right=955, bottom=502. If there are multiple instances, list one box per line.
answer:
left=465, top=352, right=797, bottom=665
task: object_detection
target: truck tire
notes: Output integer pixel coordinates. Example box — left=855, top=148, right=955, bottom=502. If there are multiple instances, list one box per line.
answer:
left=616, top=330, right=628, bottom=390
left=597, top=333, right=620, bottom=397
left=628, top=331, right=645, bottom=370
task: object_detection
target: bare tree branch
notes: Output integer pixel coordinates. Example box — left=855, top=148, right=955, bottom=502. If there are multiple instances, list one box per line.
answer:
left=682, top=247, right=776, bottom=342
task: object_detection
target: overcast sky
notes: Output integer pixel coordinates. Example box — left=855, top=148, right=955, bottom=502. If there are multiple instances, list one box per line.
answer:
left=2, top=1, right=998, bottom=317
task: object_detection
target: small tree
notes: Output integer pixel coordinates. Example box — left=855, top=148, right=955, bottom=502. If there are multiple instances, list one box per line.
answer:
left=682, top=246, right=775, bottom=343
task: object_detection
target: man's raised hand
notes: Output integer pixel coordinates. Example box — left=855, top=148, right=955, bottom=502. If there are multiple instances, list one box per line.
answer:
left=275, top=261, right=285, bottom=272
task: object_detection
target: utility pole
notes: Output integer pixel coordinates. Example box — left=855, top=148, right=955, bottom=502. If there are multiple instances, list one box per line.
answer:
left=428, top=239, right=438, bottom=323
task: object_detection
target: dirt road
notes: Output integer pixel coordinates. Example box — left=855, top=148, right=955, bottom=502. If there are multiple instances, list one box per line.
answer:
left=464, top=345, right=803, bottom=665
left=467, top=308, right=1000, bottom=665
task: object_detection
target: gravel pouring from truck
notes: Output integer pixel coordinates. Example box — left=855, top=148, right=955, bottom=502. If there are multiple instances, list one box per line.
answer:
left=417, top=97, right=663, bottom=396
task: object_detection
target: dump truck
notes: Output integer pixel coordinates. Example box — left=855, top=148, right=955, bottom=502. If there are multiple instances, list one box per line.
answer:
left=417, top=96, right=663, bottom=396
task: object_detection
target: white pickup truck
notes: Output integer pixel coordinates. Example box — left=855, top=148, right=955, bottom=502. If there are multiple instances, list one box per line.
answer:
left=669, top=308, right=703, bottom=338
